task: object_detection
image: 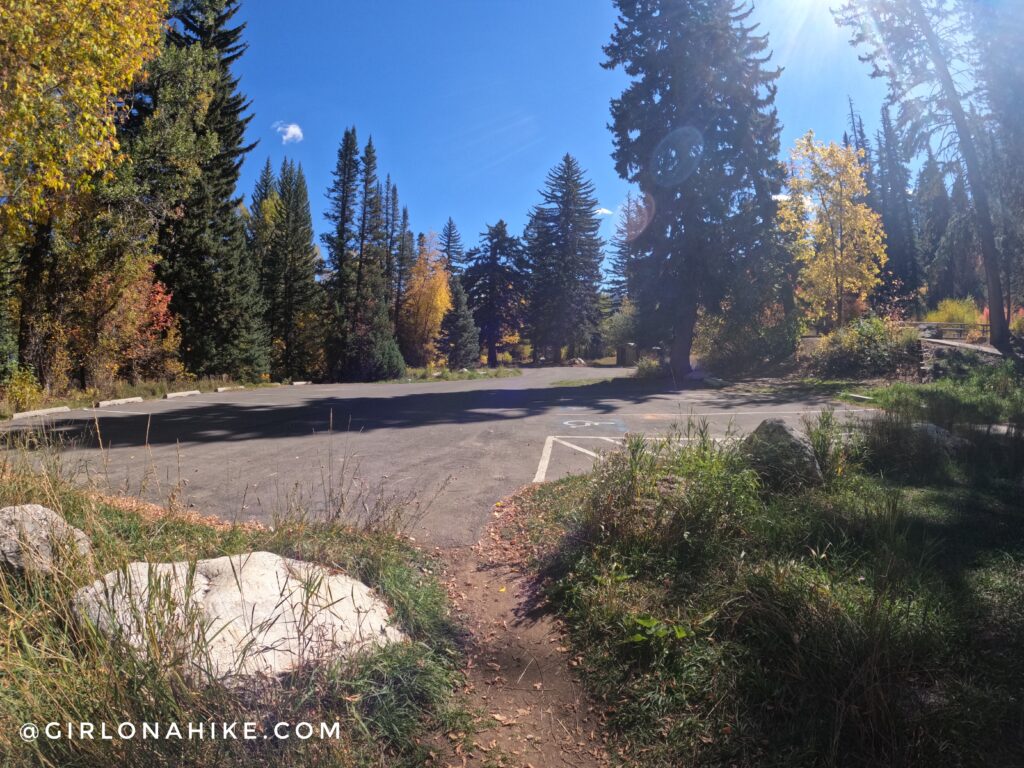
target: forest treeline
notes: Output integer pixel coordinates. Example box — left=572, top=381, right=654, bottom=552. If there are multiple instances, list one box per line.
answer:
left=0, top=0, right=606, bottom=393
left=1, top=0, right=1022, bottom=394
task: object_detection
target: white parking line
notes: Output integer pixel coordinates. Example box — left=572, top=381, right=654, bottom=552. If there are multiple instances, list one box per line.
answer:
left=533, top=436, right=555, bottom=483
left=552, top=437, right=598, bottom=458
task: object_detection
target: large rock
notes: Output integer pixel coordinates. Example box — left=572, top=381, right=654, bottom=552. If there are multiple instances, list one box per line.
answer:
left=742, top=419, right=824, bottom=489
left=0, top=504, right=93, bottom=574
left=912, top=423, right=971, bottom=455
left=73, top=551, right=406, bottom=681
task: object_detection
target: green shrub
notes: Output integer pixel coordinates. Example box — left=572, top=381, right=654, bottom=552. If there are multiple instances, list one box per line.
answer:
left=601, top=299, right=638, bottom=353
left=634, top=356, right=665, bottom=379
left=693, top=304, right=801, bottom=374
left=809, top=317, right=919, bottom=378
left=535, top=420, right=1023, bottom=766
left=0, top=366, right=44, bottom=412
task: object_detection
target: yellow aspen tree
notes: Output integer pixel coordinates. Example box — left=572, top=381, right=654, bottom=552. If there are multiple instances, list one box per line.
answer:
left=0, top=0, right=166, bottom=243
left=399, top=233, right=452, bottom=367
left=780, top=131, right=887, bottom=327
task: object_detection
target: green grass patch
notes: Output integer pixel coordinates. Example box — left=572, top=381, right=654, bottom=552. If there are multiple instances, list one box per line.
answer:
left=549, top=376, right=617, bottom=387
left=389, top=367, right=521, bottom=384
left=867, top=361, right=1024, bottom=431
left=522, top=418, right=1024, bottom=766
left=0, top=458, right=462, bottom=767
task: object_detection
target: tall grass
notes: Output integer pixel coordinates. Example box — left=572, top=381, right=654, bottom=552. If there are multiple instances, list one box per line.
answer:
left=532, top=415, right=1024, bottom=767
left=0, top=451, right=461, bottom=767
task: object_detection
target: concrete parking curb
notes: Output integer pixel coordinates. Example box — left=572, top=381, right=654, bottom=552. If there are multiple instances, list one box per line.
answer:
left=12, top=406, right=71, bottom=420
left=291, top=381, right=311, bottom=386
left=216, top=386, right=246, bottom=393
left=165, top=390, right=201, bottom=399
left=96, top=397, right=144, bottom=408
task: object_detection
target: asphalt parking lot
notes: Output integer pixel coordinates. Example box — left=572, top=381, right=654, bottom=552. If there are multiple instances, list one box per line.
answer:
left=2, top=367, right=862, bottom=546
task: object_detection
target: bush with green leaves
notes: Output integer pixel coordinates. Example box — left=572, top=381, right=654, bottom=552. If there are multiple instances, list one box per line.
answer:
left=809, top=317, right=919, bottom=378
left=0, top=365, right=44, bottom=413
left=693, top=304, right=801, bottom=375
left=532, top=414, right=1024, bottom=766
left=634, top=356, right=665, bottom=379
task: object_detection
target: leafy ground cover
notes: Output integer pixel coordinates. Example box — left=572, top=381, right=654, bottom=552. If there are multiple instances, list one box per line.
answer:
left=516, top=411, right=1024, bottom=766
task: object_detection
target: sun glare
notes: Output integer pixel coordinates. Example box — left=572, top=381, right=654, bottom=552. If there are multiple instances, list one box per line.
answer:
left=758, top=0, right=844, bottom=66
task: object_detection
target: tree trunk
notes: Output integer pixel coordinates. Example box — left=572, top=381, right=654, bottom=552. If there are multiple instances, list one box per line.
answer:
left=487, top=339, right=497, bottom=368
left=669, top=300, right=698, bottom=381
left=908, top=0, right=1009, bottom=349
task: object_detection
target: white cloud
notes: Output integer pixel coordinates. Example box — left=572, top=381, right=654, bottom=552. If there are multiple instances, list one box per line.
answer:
left=272, top=121, right=304, bottom=144
left=596, top=207, right=614, bottom=216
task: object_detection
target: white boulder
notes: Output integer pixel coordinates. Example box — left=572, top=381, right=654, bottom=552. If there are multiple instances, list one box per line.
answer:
left=0, top=504, right=92, bottom=574
left=73, top=551, right=405, bottom=681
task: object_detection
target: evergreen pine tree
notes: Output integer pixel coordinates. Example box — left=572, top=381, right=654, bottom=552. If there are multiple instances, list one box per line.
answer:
left=932, top=172, right=984, bottom=302
left=440, top=218, right=468, bottom=273
left=463, top=221, right=525, bottom=367
left=338, top=136, right=402, bottom=381
left=393, top=208, right=415, bottom=335
left=874, top=108, right=922, bottom=305
left=440, top=274, right=481, bottom=369
left=271, top=159, right=325, bottom=380
left=836, top=0, right=1010, bottom=347
left=524, top=154, right=604, bottom=362
left=604, top=0, right=785, bottom=378
left=846, top=98, right=878, bottom=207
left=355, top=137, right=385, bottom=313
left=608, top=192, right=646, bottom=306
left=322, top=126, right=361, bottom=379
left=914, top=150, right=953, bottom=303
left=385, top=179, right=402, bottom=317
left=159, top=0, right=267, bottom=378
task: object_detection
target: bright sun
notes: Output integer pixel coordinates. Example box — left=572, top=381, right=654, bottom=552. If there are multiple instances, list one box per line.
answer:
left=756, top=0, right=845, bottom=67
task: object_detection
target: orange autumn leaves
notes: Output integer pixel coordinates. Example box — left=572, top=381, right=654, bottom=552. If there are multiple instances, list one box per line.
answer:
left=0, top=0, right=166, bottom=241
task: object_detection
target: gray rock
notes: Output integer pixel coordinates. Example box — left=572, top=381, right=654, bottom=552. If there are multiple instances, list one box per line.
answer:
left=742, top=419, right=824, bottom=489
left=912, top=423, right=971, bottom=454
left=74, top=551, right=406, bottom=681
left=0, top=504, right=92, bottom=574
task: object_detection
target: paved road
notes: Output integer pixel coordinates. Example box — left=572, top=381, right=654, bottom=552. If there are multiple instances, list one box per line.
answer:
left=2, top=368, right=861, bottom=546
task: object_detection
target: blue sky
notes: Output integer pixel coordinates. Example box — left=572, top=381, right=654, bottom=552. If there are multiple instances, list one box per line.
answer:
left=233, top=0, right=888, bottom=249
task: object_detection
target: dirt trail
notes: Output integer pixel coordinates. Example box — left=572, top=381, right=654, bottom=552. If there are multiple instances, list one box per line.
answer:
left=430, top=499, right=610, bottom=768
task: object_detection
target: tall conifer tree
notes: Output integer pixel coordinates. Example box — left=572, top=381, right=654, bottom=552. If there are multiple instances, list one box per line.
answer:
left=440, top=218, right=468, bottom=273
left=159, top=0, right=267, bottom=378
left=463, top=221, right=525, bottom=367
left=604, top=0, right=785, bottom=377
left=875, top=108, right=921, bottom=303
left=440, top=274, right=481, bottom=369
left=323, top=126, right=361, bottom=378
left=914, top=151, right=953, bottom=303
left=524, top=154, right=604, bottom=362
left=270, top=159, right=324, bottom=380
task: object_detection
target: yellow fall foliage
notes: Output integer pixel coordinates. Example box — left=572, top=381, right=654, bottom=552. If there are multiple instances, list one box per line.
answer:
left=780, top=131, right=888, bottom=327
left=0, top=0, right=166, bottom=243
left=399, top=233, right=452, bottom=367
